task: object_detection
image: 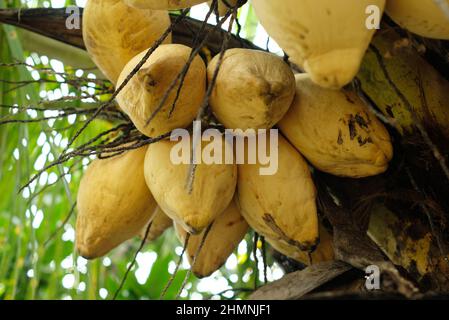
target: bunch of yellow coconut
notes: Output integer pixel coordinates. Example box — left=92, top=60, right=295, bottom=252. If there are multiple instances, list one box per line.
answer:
left=75, top=0, right=449, bottom=278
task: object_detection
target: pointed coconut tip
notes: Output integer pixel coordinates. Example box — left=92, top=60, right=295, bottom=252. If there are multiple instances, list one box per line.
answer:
left=303, top=48, right=366, bottom=89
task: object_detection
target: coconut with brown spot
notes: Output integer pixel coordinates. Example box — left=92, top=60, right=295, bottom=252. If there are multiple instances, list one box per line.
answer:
left=116, top=44, right=206, bottom=137
left=278, top=74, right=393, bottom=178
left=237, top=132, right=319, bottom=251
left=267, top=224, right=335, bottom=266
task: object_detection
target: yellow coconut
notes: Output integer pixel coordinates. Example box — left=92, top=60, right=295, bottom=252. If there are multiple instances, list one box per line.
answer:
left=267, top=224, right=334, bottom=265
left=252, top=0, right=386, bottom=89
left=208, top=49, right=295, bottom=131
left=174, top=198, right=248, bottom=277
left=386, top=0, right=449, bottom=40
left=116, top=44, right=206, bottom=137
left=279, top=74, right=393, bottom=178
left=76, top=146, right=157, bottom=259
left=144, top=134, right=237, bottom=234
left=83, top=0, right=171, bottom=84
left=237, top=132, right=319, bottom=251
left=140, top=206, right=173, bottom=242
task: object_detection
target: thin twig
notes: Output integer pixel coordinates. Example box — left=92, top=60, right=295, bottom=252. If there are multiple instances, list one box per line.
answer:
left=112, top=220, right=154, bottom=300
left=253, top=232, right=259, bottom=290
left=28, top=160, right=82, bottom=204
left=57, top=10, right=187, bottom=165
left=176, top=222, right=214, bottom=299
left=44, top=202, right=77, bottom=247
left=145, top=6, right=232, bottom=127
left=261, top=236, right=268, bottom=284
left=160, top=233, right=190, bottom=300
left=185, top=8, right=237, bottom=194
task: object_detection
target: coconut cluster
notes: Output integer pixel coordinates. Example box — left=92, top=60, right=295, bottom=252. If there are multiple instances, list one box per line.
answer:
left=75, top=0, right=449, bottom=277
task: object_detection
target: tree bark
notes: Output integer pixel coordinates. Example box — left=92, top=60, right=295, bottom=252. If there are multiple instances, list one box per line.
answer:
left=0, top=8, right=259, bottom=54
left=249, top=261, right=352, bottom=300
